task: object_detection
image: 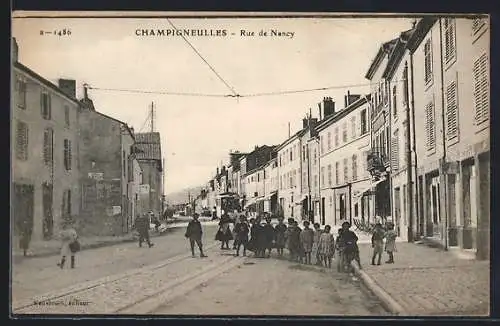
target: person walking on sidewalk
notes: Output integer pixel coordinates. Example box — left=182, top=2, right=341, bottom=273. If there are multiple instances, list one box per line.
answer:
left=57, top=219, right=79, bottom=269
left=287, top=220, right=302, bottom=263
left=385, top=222, right=397, bottom=264
left=318, top=225, right=335, bottom=268
left=135, top=214, right=154, bottom=248
left=300, top=221, right=314, bottom=265
left=274, top=217, right=287, bottom=257
left=371, top=223, right=385, bottom=266
left=234, top=215, right=249, bottom=256
left=185, top=213, right=207, bottom=258
left=312, top=223, right=323, bottom=265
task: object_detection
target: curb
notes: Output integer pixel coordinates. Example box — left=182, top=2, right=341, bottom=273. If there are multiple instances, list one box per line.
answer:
left=13, top=225, right=182, bottom=260
left=350, top=260, right=407, bottom=316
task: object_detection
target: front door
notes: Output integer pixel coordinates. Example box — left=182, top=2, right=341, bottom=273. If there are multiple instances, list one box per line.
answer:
left=430, top=177, right=441, bottom=238
left=13, top=183, right=35, bottom=246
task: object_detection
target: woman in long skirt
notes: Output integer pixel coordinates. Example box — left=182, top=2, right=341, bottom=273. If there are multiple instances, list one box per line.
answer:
left=57, top=220, right=79, bottom=269
left=318, top=225, right=335, bottom=268
left=215, top=213, right=233, bottom=249
left=274, top=217, right=288, bottom=257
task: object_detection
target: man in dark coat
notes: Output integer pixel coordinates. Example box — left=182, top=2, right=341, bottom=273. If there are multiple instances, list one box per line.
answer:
left=185, top=213, right=207, bottom=258
left=135, top=214, right=154, bottom=248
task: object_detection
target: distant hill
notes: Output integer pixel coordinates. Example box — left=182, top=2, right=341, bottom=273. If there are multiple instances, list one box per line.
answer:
left=165, top=186, right=204, bottom=205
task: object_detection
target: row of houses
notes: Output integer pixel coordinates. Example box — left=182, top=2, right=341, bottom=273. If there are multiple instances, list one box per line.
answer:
left=11, top=39, right=164, bottom=243
left=194, top=16, right=489, bottom=260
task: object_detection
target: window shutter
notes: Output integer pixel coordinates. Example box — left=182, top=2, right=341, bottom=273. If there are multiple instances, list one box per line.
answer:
left=446, top=80, right=459, bottom=139
left=473, top=53, right=489, bottom=125
left=352, top=155, right=357, bottom=181
left=391, top=131, right=399, bottom=171
left=63, top=139, right=68, bottom=170
left=68, top=140, right=72, bottom=169
left=43, top=129, right=49, bottom=164
left=48, top=94, right=52, bottom=119
left=328, top=164, right=332, bottom=186
left=40, top=92, right=44, bottom=117
left=425, top=101, right=436, bottom=150
left=472, top=18, right=486, bottom=35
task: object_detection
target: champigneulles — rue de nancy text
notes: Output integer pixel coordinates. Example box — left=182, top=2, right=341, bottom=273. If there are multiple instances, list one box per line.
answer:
left=135, top=29, right=228, bottom=37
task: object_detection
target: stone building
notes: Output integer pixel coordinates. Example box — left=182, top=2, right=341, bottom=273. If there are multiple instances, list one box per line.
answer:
left=12, top=47, right=81, bottom=242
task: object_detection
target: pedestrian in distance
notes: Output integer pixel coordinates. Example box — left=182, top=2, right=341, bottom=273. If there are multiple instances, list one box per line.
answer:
left=371, top=222, right=385, bottom=265
left=385, top=222, right=397, bottom=264
left=57, top=219, right=79, bottom=269
left=300, top=220, right=314, bottom=265
left=233, top=215, right=249, bottom=256
left=263, top=217, right=276, bottom=258
left=185, top=213, right=207, bottom=258
left=274, top=217, right=288, bottom=257
left=318, top=225, right=335, bottom=268
left=135, top=214, right=154, bottom=248
left=312, top=222, right=323, bottom=265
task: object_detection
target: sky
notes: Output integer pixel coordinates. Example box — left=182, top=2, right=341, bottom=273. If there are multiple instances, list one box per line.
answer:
left=12, top=14, right=414, bottom=195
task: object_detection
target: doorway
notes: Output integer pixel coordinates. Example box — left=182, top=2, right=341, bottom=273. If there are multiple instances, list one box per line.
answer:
left=13, top=183, right=35, bottom=246
left=430, top=177, right=441, bottom=238
left=42, top=182, right=54, bottom=239
left=394, top=187, right=401, bottom=236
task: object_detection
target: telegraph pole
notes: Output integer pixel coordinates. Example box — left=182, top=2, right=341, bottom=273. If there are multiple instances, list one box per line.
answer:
left=150, top=101, right=155, bottom=133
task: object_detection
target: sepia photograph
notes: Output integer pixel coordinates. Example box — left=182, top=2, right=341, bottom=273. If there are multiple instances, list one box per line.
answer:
left=10, top=12, right=490, bottom=317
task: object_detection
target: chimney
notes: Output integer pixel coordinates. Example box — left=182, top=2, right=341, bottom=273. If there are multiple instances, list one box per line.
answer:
left=58, top=79, right=76, bottom=99
left=302, top=118, right=309, bottom=129
left=323, top=97, right=336, bottom=118
left=216, top=167, right=219, bottom=175
left=12, top=38, right=18, bottom=63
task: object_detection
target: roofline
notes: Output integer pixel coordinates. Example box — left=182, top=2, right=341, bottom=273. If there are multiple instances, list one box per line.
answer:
left=13, top=62, right=81, bottom=106
left=275, top=129, right=307, bottom=152
left=407, top=17, right=438, bottom=54
left=92, top=111, right=135, bottom=140
left=364, top=38, right=398, bottom=80
left=316, top=95, right=370, bottom=133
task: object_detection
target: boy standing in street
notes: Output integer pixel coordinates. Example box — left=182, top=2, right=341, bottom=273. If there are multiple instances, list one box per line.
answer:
left=185, top=213, right=207, bottom=258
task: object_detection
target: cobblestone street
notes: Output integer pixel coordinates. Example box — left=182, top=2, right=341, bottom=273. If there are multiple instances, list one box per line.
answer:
left=154, top=255, right=388, bottom=316
left=357, top=242, right=490, bottom=316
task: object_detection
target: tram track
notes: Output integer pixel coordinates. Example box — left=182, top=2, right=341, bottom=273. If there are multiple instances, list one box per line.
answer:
left=12, top=242, right=220, bottom=314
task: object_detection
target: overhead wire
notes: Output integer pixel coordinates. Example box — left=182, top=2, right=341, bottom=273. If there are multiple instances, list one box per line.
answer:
left=165, top=18, right=239, bottom=97
left=87, top=80, right=405, bottom=99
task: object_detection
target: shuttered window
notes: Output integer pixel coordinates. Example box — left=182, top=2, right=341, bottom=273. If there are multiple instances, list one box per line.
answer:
left=444, top=18, right=456, bottom=64
left=64, top=139, right=72, bottom=170
left=16, top=79, right=27, bottom=109
left=391, top=130, right=400, bottom=171
left=342, top=123, right=347, bottom=142
left=335, top=162, right=339, bottom=185
left=320, top=136, right=324, bottom=154
left=16, top=121, right=28, bottom=161
left=64, top=105, right=70, bottom=127
left=343, top=158, right=348, bottom=183
left=351, top=116, right=356, bottom=139
left=334, top=127, right=339, bottom=146
left=327, top=131, right=332, bottom=150
left=41, top=92, right=51, bottom=120
left=424, top=39, right=433, bottom=85
left=403, top=65, right=409, bottom=105
left=392, top=85, right=398, bottom=118
left=327, top=164, right=332, bottom=186
left=446, top=80, right=459, bottom=140
left=43, top=128, right=54, bottom=165
left=473, top=53, right=489, bottom=126
left=425, top=100, right=436, bottom=151
left=360, top=110, right=368, bottom=135
left=321, top=167, right=325, bottom=187
left=352, top=155, right=358, bottom=181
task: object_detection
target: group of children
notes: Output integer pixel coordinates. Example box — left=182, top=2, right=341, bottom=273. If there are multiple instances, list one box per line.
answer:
left=224, top=214, right=361, bottom=272
left=370, top=221, right=397, bottom=265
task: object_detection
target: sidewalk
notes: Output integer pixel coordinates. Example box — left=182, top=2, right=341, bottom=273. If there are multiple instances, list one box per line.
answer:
left=354, top=242, right=490, bottom=316
left=12, top=220, right=219, bottom=260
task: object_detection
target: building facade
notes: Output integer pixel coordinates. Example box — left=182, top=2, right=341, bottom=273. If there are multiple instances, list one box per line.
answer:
left=12, top=58, right=81, bottom=242
left=317, top=95, right=373, bottom=228
left=263, top=155, right=278, bottom=214
left=408, top=17, right=490, bottom=259
left=276, top=132, right=304, bottom=219
left=78, top=96, right=136, bottom=236
left=135, top=132, right=163, bottom=218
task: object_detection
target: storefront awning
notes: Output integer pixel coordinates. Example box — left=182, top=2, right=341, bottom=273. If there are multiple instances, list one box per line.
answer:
left=244, top=197, right=257, bottom=209
left=352, top=176, right=387, bottom=204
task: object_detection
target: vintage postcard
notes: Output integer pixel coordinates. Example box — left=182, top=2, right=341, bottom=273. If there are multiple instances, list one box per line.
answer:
left=11, top=11, right=490, bottom=317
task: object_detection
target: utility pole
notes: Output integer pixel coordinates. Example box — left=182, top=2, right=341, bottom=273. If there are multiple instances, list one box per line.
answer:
left=150, top=101, right=155, bottom=133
